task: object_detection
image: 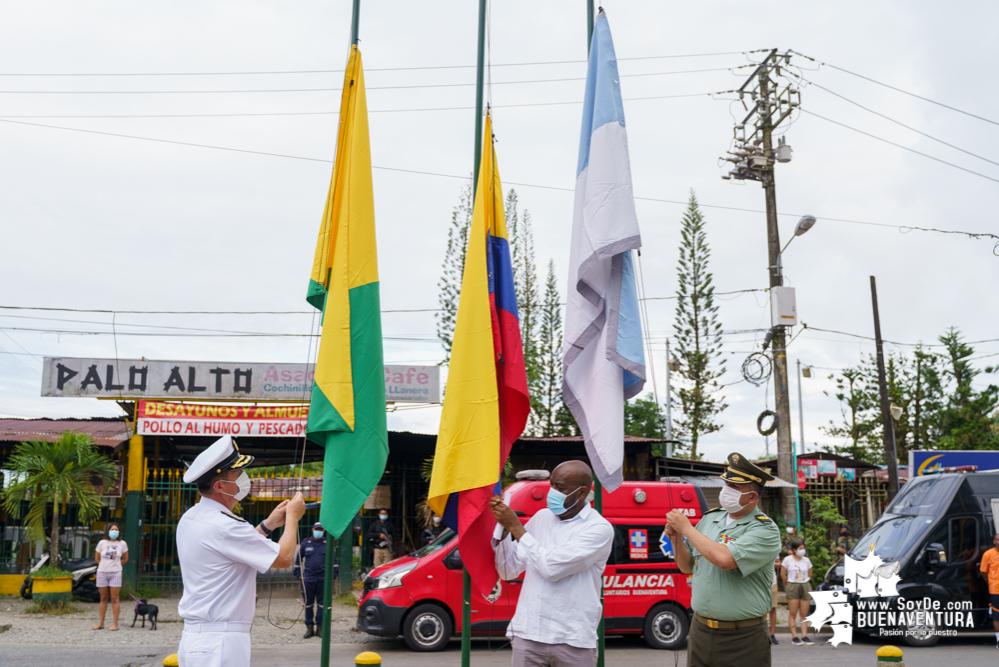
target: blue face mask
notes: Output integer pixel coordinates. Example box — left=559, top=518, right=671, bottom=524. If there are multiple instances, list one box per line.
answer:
left=546, top=485, right=585, bottom=516
left=313, top=530, right=324, bottom=540
left=109, top=530, right=119, bottom=539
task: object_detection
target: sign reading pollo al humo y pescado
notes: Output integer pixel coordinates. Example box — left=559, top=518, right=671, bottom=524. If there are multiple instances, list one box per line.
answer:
left=41, top=357, right=440, bottom=403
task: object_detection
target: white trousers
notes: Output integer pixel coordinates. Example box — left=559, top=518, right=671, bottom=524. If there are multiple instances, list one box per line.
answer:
left=178, top=630, right=251, bottom=667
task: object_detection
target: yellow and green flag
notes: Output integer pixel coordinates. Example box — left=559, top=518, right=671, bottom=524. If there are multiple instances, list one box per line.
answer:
left=306, top=44, right=387, bottom=538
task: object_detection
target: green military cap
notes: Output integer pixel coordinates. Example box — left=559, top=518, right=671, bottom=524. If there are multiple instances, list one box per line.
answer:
left=720, top=452, right=774, bottom=485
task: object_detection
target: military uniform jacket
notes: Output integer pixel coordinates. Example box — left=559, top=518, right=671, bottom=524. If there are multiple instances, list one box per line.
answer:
left=176, top=497, right=280, bottom=625
left=294, top=536, right=328, bottom=581
left=687, top=508, right=781, bottom=621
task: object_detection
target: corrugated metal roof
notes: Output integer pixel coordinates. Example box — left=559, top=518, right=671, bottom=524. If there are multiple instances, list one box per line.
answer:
left=660, top=475, right=798, bottom=489
left=0, top=418, right=130, bottom=449
left=521, top=435, right=670, bottom=443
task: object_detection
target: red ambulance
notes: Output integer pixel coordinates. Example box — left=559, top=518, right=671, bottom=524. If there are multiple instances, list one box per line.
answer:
left=356, top=476, right=706, bottom=651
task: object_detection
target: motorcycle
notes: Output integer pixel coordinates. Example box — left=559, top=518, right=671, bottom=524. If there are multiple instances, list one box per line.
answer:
left=20, top=553, right=101, bottom=602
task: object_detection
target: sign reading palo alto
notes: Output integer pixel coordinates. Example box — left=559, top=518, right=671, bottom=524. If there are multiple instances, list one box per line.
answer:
left=41, top=357, right=440, bottom=403
left=137, top=401, right=308, bottom=438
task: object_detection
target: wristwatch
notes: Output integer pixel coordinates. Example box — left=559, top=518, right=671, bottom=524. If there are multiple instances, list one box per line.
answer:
left=258, top=520, right=273, bottom=536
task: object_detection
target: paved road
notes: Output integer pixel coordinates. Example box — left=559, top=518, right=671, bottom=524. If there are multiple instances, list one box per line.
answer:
left=2, top=632, right=998, bottom=667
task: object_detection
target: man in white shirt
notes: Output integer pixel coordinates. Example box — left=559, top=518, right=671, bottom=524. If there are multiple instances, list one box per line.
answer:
left=176, top=436, right=306, bottom=666
left=490, top=460, right=613, bottom=667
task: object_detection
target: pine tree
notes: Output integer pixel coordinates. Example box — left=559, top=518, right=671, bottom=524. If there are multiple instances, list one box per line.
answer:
left=435, top=181, right=473, bottom=363
left=934, top=328, right=999, bottom=450
left=534, top=260, right=565, bottom=436
left=672, top=191, right=727, bottom=458
left=506, top=190, right=541, bottom=431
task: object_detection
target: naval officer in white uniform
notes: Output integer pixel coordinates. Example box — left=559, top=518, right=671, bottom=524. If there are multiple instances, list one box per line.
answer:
left=176, top=435, right=306, bottom=666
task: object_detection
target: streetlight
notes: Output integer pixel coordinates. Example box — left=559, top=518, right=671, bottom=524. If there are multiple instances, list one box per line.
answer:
left=772, top=216, right=818, bottom=275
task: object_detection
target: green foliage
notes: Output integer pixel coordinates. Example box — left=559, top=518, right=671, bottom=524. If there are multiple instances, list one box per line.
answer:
left=672, top=191, right=727, bottom=458
left=0, top=431, right=117, bottom=564
left=32, top=565, right=72, bottom=579
left=532, top=260, right=571, bottom=437
left=822, top=329, right=998, bottom=463
left=625, top=396, right=667, bottom=456
left=436, top=180, right=473, bottom=363
left=120, top=582, right=163, bottom=600
left=25, top=599, right=80, bottom=615
left=508, top=190, right=541, bottom=430
left=800, top=494, right=846, bottom=581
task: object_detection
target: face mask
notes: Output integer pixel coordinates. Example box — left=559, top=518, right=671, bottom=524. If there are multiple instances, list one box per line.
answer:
left=786, top=527, right=795, bottom=534
left=718, top=485, right=750, bottom=514
left=218, top=471, right=251, bottom=502
left=547, top=485, right=585, bottom=516
left=433, top=517, right=441, bottom=525
left=796, top=549, right=806, bottom=557
left=313, top=530, right=324, bottom=540
left=109, top=530, right=119, bottom=539
left=379, top=515, right=388, bottom=521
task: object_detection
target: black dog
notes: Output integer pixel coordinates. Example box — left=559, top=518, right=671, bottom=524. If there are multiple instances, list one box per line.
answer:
left=131, top=599, right=158, bottom=630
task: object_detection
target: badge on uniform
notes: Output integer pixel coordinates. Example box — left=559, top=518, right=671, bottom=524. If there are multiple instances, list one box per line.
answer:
left=718, top=533, right=737, bottom=544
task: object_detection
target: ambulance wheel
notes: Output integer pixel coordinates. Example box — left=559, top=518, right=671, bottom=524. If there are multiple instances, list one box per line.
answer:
left=403, top=603, right=452, bottom=652
left=643, top=603, right=688, bottom=650
left=902, top=612, right=940, bottom=647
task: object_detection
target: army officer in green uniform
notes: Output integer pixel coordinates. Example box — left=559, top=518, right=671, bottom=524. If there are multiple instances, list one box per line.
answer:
left=665, top=453, right=782, bottom=667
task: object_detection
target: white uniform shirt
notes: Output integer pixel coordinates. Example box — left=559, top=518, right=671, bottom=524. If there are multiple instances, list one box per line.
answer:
left=493, top=503, right=613, bottom=649
left=177, top=497, right=280, bottom=625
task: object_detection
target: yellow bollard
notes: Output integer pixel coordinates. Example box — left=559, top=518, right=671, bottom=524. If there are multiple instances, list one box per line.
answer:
left=876, top=645, right=904, bottom=667
left=162, top=653, right=179, bottom=667
left=356, top=651, right=382, bottom=666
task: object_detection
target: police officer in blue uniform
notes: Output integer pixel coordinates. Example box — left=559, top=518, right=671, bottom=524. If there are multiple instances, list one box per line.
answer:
left=295, top=521, right=334, bottom=639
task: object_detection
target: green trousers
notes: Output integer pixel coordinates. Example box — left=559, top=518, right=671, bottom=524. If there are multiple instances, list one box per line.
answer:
left=687, top=618, right=771, bottom=667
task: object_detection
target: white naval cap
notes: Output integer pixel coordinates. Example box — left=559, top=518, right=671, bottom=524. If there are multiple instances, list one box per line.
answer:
left=182, top=435, right=255, bottom=484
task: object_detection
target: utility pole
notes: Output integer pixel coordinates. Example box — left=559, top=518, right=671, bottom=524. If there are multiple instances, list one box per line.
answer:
left=722, top=50, right=800, bottom=521
left=870, top=276, right=899, bottom=500
left=664, top=339, right=673, bottom=457
left=796, top=359, right=806, bottom=454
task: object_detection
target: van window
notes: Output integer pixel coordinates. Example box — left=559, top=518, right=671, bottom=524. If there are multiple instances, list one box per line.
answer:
left=609, top=525, right=673, bottom=565
left=949, top=517, right=979, bottom=564
left=851, top=516, right=931, bottom=562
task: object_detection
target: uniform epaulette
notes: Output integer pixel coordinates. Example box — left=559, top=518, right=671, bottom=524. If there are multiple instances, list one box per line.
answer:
left=705, top=507, right=725, bottom=514
left=755, top=514, right=772, bottom=522
left=220, top=511, right=247, bottom=523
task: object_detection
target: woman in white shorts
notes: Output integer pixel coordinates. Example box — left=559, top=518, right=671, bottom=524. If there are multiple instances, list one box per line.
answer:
left=93, top=522, right=129, bottom=631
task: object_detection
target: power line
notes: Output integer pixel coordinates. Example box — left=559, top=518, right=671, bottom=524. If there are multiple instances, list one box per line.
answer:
left=0, top=52, right=749, bottom=77
left=0, top=66, right=749, bottom=95
left=802, top=78, right=999, bottom=168
left=0, top=326, right=444, bottom=342
left=0, top=91, right=721, bottom=119
left=802, top=109, right=999, bottom=185
left=1, top=116, right=996, bottom=251
left=791, top=51, right=999, bottom=128
left=801, top=324, right=999, bottom=348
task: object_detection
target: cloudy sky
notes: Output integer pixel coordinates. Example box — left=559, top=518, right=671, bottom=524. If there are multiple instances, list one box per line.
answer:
left=2, top=1, right=997, bottom=465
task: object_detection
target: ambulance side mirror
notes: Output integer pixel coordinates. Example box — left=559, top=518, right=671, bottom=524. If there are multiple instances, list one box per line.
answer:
left=444, top=546, right=463, bottom=570
left=924, top=542, right=945, bottom=567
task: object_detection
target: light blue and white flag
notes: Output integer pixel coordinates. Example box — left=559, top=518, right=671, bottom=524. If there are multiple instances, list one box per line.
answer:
left=563, top=10, right=645, bottom=492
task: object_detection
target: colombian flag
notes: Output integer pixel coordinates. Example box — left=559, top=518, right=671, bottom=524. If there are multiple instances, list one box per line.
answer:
left=306, top=44, right=388, bottom=538
left=428, top=112, right=530, bottom=596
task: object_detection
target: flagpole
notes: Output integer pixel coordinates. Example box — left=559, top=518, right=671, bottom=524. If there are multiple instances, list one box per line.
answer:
left=582, top=7, right=607, bottom=667
left=460, top=3, right=488, bottom=666
left=318, top=7, right=361, bottom=667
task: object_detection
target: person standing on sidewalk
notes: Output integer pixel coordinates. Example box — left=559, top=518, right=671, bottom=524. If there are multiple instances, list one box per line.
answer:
left=979, top=533, right=999, bottom=649
left=781, top=540, right=814, bottom=646
left=367, top=510, right=395, bottom=567
left=92, top=522, right=128, bottom=631
left=176, top=436, right=305, bottom=667
left=295, top=522, right=329, bottom=639
left=666, top=452, right=781, bottom=667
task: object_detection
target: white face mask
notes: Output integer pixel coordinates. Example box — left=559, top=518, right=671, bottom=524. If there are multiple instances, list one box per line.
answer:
left=432, top=517, right=441, bottom=525
left=218, top=471, right=251, bottom=502
left=718, top=485, right=750, bottom=514
left=796, top=549, right=806, bottom=557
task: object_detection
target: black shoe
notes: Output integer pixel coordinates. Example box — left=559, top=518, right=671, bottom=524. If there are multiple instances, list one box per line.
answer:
left=771, top=634, right=779, bottom=645
left=791, top=637, right=803, bottom=646
left=316, top=624, right=323, bottom=639
left=802, top=636, right=814, bottom=646
left=303, top=625, right=314, bottom=639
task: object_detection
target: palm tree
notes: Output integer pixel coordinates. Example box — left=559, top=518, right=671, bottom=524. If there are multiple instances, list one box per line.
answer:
left=1, top=431, right=118, bottom=565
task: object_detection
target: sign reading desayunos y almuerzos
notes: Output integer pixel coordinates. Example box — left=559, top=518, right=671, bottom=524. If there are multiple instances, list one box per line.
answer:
left=136, top=401, right=309, bottom=438
left=41, top=357, right=440, bottom=403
